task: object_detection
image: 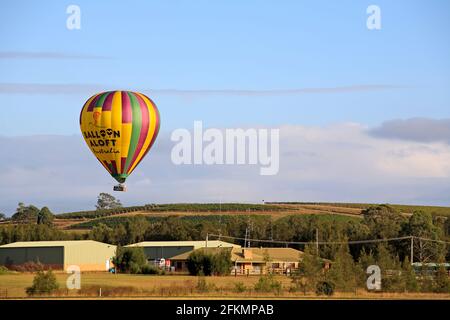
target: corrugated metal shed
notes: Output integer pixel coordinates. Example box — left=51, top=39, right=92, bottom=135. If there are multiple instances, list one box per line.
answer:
left=0, top=240, right=116, bottom=271
left=125, top=240, right=240, bottom=260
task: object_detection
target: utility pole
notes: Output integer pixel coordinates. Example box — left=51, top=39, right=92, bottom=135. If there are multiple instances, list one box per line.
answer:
left=244, top=227, right=248, bottom=248
left=218, top=196, right=222, bottom=241
left=248, top=222, right=252, bottom=247
left=410, top=236, right=414, bottom=264
left=206, top=233, right=209, bottom=248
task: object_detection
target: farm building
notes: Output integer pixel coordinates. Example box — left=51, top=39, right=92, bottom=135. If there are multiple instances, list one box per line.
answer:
left=0, top=240, right=116, bottom=271
left=126, top=240, right=240, bottom=263
left=231, top=247, right=303, bottom=275
left=169, top=247, right=307, bottom=274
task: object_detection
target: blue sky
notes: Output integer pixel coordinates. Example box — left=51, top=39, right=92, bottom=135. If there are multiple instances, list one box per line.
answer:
left=1, top=1, right=450, bottom=214
left=1, top=0, right=449, bottom=134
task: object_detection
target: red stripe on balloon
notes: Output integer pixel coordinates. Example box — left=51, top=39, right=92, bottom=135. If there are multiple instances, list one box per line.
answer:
left=127, top=96, right=160, bottom=175
left=120, top=157, right=127, bottom=174
left=147, top=97, right=160, bottom=150
left=102, top=92, right=114, bottom=111
left=127, top=93, right=150, bottom=173
left=111, top=160, right=118, bottom=175
left=87, top=93, right=101, bottom=112
left=102, top=160, right=112, bottom=174
left=121, top=91, right=132, bottom=123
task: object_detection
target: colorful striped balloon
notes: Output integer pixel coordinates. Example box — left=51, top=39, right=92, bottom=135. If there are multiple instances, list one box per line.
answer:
left=80, top=91, right=160, bottom=184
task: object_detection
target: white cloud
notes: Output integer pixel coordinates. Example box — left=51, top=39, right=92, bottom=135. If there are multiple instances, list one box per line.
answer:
left=0, top=83, right=407, bottom=96
left=1, top=123, right=450, bottom=216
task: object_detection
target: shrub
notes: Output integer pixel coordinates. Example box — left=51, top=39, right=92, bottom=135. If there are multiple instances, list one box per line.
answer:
left=26, top=270, right=59, bottom=296
left=212, top=250, right=232, bottom=276
left=141, top=264, right=159, bottom=275
left=187, top=249, right=232, bottom=276
left=316, top=281, right=334, bottom=296
left=187, top=250, right=213, bottom=276
left=113, top=247, right=147, bottom=273
left=433, top=265, right=450, bottom=293
left=129, top=262, right=142, bottom=274
left=196, top=277, right=209, bottom=293
left=233, top=282, right=246, bottom=293
left=254, top=275, right=282, bottom=294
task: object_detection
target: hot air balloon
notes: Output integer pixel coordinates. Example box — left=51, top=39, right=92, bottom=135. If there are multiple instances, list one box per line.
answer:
left=80, top=91, right=160, bottom=191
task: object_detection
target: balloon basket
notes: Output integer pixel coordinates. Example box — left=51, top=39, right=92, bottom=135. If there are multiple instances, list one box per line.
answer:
left=113, top=184, right=127, bottom=192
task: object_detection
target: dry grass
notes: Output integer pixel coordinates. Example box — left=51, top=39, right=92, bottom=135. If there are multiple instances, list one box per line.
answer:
left=1, top=273, right=449, bottom=300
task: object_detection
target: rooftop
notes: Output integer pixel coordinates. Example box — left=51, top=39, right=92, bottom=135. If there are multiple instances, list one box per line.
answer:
left=170, top=247, right=304, bottom=263
left=231, top=247, right=303, bottom=263
left=0, top=240, right=115, bottom=248
left=125, top=240, right=241, bottom=249
left=170, top=247, right=231, bottom=260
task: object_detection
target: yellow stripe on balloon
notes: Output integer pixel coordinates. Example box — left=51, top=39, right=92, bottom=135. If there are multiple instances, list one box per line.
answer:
left=128, top=93, right=157, bottom=174
left=80, top=99, right=112, bottom=174
left=91, top=107, right=108, bottom=163
left=111, top=91, right=123, bottom=172
left=101, top=110, right=112, bottom=163
left=121, top=123, right=132, bottom=158
left=80, top=94, right=97, bottom=130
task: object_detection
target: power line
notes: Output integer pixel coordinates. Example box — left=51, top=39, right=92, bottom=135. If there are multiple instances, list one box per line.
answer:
left=207, top=233, right=450, bottom=246
left=414, top=237, right=450, bottom=244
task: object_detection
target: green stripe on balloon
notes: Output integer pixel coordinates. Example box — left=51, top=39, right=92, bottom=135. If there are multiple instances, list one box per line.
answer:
left=96, top=92, right=110, bottom=107
left=123, top=92, right=142, bottom=173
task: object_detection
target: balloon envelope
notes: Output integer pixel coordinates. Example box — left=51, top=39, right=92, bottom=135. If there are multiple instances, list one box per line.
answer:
left=80, top=91, right=160, bottom=184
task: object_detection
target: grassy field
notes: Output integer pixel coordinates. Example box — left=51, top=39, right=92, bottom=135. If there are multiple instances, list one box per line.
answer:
left=56, top=203, right=286, bottom=220
left=2, top=202, right=447, bottom=232
left=66, top=212, right=360, bottom=230
left=49, top=201, right=450, bottom=230
left=1, top=272, right=449, bottom=299
left=271, top=202, right=450, bottom=217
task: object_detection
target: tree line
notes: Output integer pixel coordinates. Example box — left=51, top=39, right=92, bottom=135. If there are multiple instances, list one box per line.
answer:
left=1, top=203, right=449, bottom=264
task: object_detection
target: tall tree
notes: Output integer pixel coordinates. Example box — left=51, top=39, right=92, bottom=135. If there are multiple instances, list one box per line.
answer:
left=11, top=203, right=39, bottom=224
left=37, top=207, right=54, bottom=226
left=401, top=256, right=418, bottom=292
left=433, top=262, right=450, bottom=293
left=404, top=211, right=445, bottom=263
left=326, top=242, right=358, bottom=292
left=125, top=216, right=149, bottom=244
left=89, top=223, right=113, bottom=243
left=357, top=248, right=376, bottom=286
left=295, top=243, right=325, bottom=292
left=375, top=243, right=403, bottom=292
left=113, top=224, right=128, bottom=245
left=362, top=205, right=405, bottom=239
left=95, top=193, right=122, bottom=210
